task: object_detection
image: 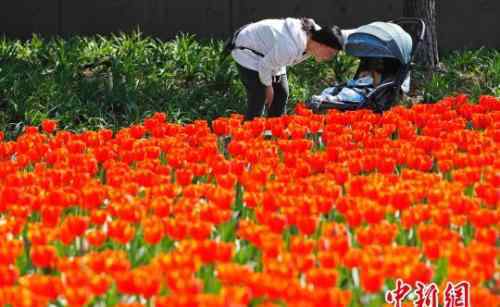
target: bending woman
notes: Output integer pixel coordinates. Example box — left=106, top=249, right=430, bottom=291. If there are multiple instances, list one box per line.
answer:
left=226, top=18, right=345, bottom=120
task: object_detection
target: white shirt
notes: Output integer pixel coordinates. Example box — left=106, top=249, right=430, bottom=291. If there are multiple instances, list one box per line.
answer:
left=231, top=18, right=356, bottom=87
left=231, top=18, right=314, bottom=86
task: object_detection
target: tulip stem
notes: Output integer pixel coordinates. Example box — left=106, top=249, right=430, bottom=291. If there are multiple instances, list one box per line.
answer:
left=19, top=225, right=33, bottom=275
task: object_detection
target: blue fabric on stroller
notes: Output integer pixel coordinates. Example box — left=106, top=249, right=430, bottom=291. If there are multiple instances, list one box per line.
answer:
left=307, top=75, right=376, bottom=109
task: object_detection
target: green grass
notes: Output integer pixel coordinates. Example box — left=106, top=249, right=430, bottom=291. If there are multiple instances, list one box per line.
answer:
left=413, top=48, right=500, bottom=102
left=1, top=32, right=499, bottom=138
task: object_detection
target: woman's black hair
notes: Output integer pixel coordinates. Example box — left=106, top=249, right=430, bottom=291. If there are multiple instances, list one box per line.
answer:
left=301, top=18, right=344, bottom=50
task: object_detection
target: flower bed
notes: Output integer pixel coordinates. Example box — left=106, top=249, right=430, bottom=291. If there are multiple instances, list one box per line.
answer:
left=0, top=95, right=498, bottom=306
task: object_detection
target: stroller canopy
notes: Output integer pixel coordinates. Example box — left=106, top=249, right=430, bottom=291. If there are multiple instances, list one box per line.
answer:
left=345, top=22, right=413, bottom=64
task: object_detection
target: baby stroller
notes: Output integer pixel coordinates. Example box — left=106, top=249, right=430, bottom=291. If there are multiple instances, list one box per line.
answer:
left=306, top=18, right=426, bottom=113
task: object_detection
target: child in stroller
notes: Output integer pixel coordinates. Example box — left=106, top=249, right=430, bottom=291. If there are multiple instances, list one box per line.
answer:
left=308, top=57, right=400, bottom=109
left=305, top=19, right=426, bottom=113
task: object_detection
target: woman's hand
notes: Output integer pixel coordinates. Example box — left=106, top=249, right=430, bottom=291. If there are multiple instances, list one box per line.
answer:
left=265, top=85, right=274, bottom=107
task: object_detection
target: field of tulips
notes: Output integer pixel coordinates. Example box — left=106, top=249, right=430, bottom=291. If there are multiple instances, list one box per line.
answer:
left=2, top=34, right=500, bottom=139
left=0, top=94, right=498, bottom=307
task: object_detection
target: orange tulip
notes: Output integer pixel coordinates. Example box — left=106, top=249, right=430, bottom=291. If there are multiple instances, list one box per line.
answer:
left=31, top=245, right=58, bottom=268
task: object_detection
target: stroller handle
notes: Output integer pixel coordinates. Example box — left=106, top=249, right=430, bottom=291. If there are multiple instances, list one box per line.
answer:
left=389, top=18, right=426, bottom=59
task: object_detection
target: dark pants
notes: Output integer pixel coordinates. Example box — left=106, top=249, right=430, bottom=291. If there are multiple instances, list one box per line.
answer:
left=236, top=64, right=289, bottom=121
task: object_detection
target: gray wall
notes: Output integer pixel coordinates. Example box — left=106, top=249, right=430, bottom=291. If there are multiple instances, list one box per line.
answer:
left=1, top=0, right=499, bottom=51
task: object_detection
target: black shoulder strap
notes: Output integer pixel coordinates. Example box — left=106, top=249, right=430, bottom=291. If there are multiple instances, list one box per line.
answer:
left=234, top=46, right=265, bottom=57
left=225, top=23, right=265, bottom=58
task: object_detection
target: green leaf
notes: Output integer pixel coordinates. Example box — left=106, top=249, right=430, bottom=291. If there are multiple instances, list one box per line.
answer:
left=97, top=165, right=107, bottom=184
left=50, top=300, right=65, bottom=307
left=196, top=264, right=222, bottom=294
left=395, top=226, right=408, bottom=246
left=461, top=223, right=474, bottom=246
left=312, top=219, right=324, bottom=240
left=17, top=225, right=33, bottom=275
left=282, top=225, right=299, bottom=250
left=325, top=209, right=345, bottom=223
left=367, top=294, right=386, bottom=307
left=160, top=236, right=176, bottom=253
left=433, top=258, right=449, bottom=285
left=234, top=240, right=260, bottom=265
left=128, top=226, right=147, bottom=267
left=249, top=297, right=265, bottom=307
left=216, top=219, right=238, bottom=242
left=348, top=286, right=363, bottom=307
left=463, top=185, right=475, bottom=197
left=104, top=284, right=120, bottom=306
left=338, top=266, right=352, bottom=289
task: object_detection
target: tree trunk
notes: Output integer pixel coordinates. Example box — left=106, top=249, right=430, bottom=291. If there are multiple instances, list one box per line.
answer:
left=404, top=0, right=439, bottom=69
